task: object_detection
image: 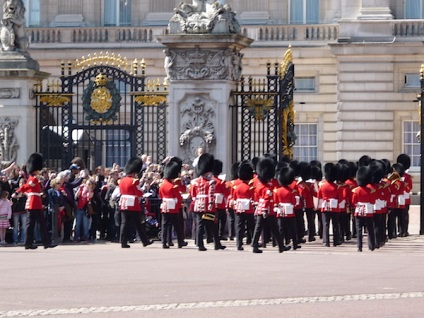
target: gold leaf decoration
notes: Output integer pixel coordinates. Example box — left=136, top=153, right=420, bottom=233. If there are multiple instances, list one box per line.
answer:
left=39, top=95, right=71, bottom=107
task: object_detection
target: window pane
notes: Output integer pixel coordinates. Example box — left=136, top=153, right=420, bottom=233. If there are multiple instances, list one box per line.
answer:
left=405, top=74, right=420, bottom=88
left=306, top=0, right=319, bottom=23
left=403, top=121, right=420, bottom=167
left=406, top=0, right=421, bottom=19
left=104, top=0, right=117, bottom=26
left=120, top=0, right=131, bottom=26
left=295, top=77, right=315, bottom=91
left=290, top=0, right=304, bottom=24
left=293, top=123, right=318, bottom=162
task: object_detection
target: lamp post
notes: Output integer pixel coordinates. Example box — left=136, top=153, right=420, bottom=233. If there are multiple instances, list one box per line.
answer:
left=420, top=64, right=424, bottom=235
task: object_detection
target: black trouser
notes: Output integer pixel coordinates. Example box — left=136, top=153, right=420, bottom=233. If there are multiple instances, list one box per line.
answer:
left=373, top=213, right=386, bottom=248
left=322, top=212, right=340, bottom=245
left=278, top=217, right=298, bottom=248
left=252, top=214, right=283, bottom=250
left=339, top=211, right=349, bottom=241
left=98, top=206, right=109, bottom=239
left=356, top=216, right=375, bottom=250
left=217, top=208, right=227, bottom=239
left=120, top=210, right=149, bottom=246
left=195, top=212, right=222, bottom=249
left=227, top=208, right=236, bottom=239
left=25, top=209, right=51, bottom=248
left=396, top=208, right=407, bottom=236
left=235, top=213, right=255, bottom=248
left=295, top=209, right=305, bottom=242
left=387, top=208, right=397, bottom=239
left=162, top=213, right=184, bottom=246
left=305, top=208, right=316, bottom=241
left=317, top=210, right=323, bottom=238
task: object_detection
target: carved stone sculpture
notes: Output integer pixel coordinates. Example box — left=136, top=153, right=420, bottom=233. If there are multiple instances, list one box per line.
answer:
left=0, top=117, right=18, bottom=164
left=169, top=0, right=240, bottom=34
left=164, top=48, right=243, bottom=81
left=179, top=95, right=216, bottom=163
left=0, top=0, right=29, bottom=52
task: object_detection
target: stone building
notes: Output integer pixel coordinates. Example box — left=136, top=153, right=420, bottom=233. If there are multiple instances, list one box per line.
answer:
left=20, top=0, right=423, bottom=188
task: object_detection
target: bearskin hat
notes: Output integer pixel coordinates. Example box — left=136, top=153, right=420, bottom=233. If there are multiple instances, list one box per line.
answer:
left=358, top=155, right=371, bottom=167
left=164, top=160, right=180, bottom=180
left=197, top=153, right=215, bottom=176
left=277, top=166, right=295, bottom=187
left=289, top=160, right=300, bottom=177
left=392, top=163, right=405, bottom=177
left=124, top=157, right=143, bottom=175
left=369, top=160, right=385, bottom=183
left=310, top=165, right=322, bottom=181
left=336, top=162, right=348, bottom=183
left=212, top=159, right=223, bottom=176
left=324, top=162, right=339, bottom=183
left=347, top=161, right=358, bottom=180
left=230, top=161, right=240, bottom=180
left=27, top=153, right=43, bottom=174
left=169, top=156, right=183, bottom=171
left=238, top=161, right=254, bottom=181
left=381, top=159, right=391, bottom=176
left=256, top=156, right=276, bottom=183
left=251, top=157, right=260, bottom=172
left=310, top=160, right=322, bottom=170
left=356, top=166, right=372, bottom=186
left=299, top=161, right=311, bottom=181
left=396, top=153, right=411, bottom=170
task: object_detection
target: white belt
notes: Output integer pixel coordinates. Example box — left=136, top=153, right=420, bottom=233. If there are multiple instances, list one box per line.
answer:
left=120, top=195, right=138, bottom=207
left=27, top=192, right=42, bottom=197
left=196, top=195, right=208, bottom=198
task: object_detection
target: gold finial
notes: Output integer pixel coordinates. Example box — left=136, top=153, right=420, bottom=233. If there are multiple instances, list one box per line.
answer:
left=95, top=73, right=109, bottom=86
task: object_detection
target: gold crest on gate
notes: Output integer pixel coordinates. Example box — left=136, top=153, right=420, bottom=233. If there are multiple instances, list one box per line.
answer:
left=90, top=74, right=112, bottom=114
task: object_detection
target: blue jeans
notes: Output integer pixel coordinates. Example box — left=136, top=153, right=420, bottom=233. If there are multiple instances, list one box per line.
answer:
left=13, top=212, right=27, bottom=243
left=74, top=209, right=89, bottom=241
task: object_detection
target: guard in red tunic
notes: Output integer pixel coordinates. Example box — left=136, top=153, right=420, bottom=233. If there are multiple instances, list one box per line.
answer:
left=17, top=153, right=56, bottom=250
left=225, top=161, right=241, bottom=241
left=212, top=159, right=228, bottom=241
left=396, top=154, right=413, bottom=237
left=297, top=162, right=316, bottom=243
left=232, top=161, right=255, bottom=251
left=190, top=153, right=226, bottom=251
left=119, top=157, right=153, bottom=248
left=251, top=156, right=288, bottom=253
left=159, top=159, right=187, bottom=249
left=352, top=166, right=376, bottom=252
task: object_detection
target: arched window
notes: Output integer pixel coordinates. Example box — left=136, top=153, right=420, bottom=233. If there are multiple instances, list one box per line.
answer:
left=104, top=0, right=132, bottom=26
left=289, top=0, right=319, bottom=24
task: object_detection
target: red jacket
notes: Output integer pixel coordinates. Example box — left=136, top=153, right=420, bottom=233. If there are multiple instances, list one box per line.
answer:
left=403, top=172, right=413, bottom=205
left=297, top=180, right=314, bottom=209
left=190, top=176, right=216, bottom=213
left=213, top=176, right=228, bottom=210
left=317, top=180, right=341, bottom=213
left=17, top=175, right=43, bottom=210
left=273, top=185, right=297, bottom=218
left=254, top=181, right=276, bottom=216
left=159, top=179, right=182, bottom=214
left=232, top=179, right=255, bottom=214
left=119, top=176, right=144, bottom=212
left=352, top=186, right=376, bottom=217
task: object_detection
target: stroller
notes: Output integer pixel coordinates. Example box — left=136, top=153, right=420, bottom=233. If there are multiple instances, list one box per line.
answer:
left=143, top=197, right=161, bottom=240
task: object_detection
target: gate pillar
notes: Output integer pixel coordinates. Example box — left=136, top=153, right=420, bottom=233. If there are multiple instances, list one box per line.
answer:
left=158, top=1, right=252, bottom=174
left=0, top=0, right=49, bottom=166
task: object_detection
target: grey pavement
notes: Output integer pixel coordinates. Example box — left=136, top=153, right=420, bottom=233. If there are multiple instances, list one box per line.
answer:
left=1, top=206, right=424, bottom=317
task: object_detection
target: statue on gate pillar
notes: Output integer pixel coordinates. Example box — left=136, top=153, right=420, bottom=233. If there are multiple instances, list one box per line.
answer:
left=0, top=0, right=29, bottom=52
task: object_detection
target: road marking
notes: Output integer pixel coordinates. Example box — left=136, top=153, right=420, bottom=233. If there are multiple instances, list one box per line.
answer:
left=1, top=292, right=424, bottom=317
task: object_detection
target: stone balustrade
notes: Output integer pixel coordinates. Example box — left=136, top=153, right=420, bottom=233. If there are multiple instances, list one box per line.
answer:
left=27, top=20, right=424, bottom=45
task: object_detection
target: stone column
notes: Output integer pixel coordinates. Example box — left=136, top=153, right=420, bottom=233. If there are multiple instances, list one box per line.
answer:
left=358, top=0, right=393, bottom=20
left=0, top=53, right=49, bottom=165
left=158, top=34, right=252, bottom=174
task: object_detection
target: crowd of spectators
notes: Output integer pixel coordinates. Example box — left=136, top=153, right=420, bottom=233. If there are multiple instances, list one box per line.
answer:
left=0, top=155, right=195, bottom=245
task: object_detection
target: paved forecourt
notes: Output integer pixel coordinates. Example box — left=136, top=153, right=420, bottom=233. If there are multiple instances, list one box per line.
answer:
left=1, top=207, right=424, bottom=318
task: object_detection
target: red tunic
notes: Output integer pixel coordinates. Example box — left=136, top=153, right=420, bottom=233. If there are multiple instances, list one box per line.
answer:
left=254, top=181, right=276, bottom=216
left=17, top=175, right=43, bottom=210
left=118, top=176, right=143, bottom=212
left=226, top=179, right=243, bottom=210
left=213, top=176, right=228, bottom=210
left=232, top=179, right=255, bottom=214
left=352, top=186, right=376, bottom=217
left=190, top=176, right=216, bottom=213
left=403, top=172, right=413, bottom=205
left=159, top=179, right=182, bottom=214
left=289, top=180, right=303, bottom=210
left=273, top=185, right=297, bottom=218
left=297, top=180, right=314, bottom=209
left=317, top=180, right=341, bottom=213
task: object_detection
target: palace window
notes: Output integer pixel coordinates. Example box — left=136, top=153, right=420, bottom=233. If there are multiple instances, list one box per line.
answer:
left=24, top=0, right=40, bottom=27
left=403, top=121, right=420, bottom=167
left=405, top=0, right=424, bottom=19
left=295, top=77, right=316, bottom=92
left=290, top=0, right=320, bottom=24
left=404, top=73, right=420, bottom=88
left=293, top=123, right=318, bottom=162
left=104, top=0, right=132, bottom=26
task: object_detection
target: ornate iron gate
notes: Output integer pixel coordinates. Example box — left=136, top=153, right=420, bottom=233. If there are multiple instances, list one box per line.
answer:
left=34, top=53, right=168, bottom=171
left=230, top=47, right=295, bottom=162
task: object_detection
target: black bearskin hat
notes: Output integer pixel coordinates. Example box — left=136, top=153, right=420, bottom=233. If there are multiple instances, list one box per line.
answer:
left=164, top=160, right=180, bottom=180
left=396, top=153, right=411, bottom=170
left=299, top=161, right=311, bottom=181
left=230, top=161, right=240, bottom=180
left=381, top=159, right=391, bottom=176
left=238, top=161, right=254, bottom=181
left=277, top=166, right=295, bottom=187
left=197, top=153, right=215, bottom=176
left=336, top=162, right=348, bottom=183
left=369, top=160, right=385, bottom=184
left=27, top=153, right=43, bottom=174
left=289, top=160, right=300, bottom=177
left=324, top=162, right=339, bottom=183
left=310, top=160, right=322, bottom=170
left=347, top=161, right=358, bottom=180
left=358, top=155, right=371, bottom=167
left=169, top=156, right=183, bottom=171
left=392, top=163, right=405, bottom=177
left=124, top=157, right=143, bottom=175
left=356, top=166, right=372, bottom=186
left=256, top=156, right=276, bottom=183
left=212, top=159, right=223, bottom=176
left=310, top=165, right=322, bottom=181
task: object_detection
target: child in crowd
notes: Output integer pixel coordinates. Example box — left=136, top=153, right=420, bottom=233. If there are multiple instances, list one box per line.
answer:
left=0, top=191, right=12, bottom=244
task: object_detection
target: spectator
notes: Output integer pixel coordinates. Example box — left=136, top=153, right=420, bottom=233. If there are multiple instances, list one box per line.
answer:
left=48, top=178, right=65, bottom=243
left=0, top=191, right=12, bottom=245
left=74, top=178, right=95, bottom=242
left=11, top=177, right=27, bottom=245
